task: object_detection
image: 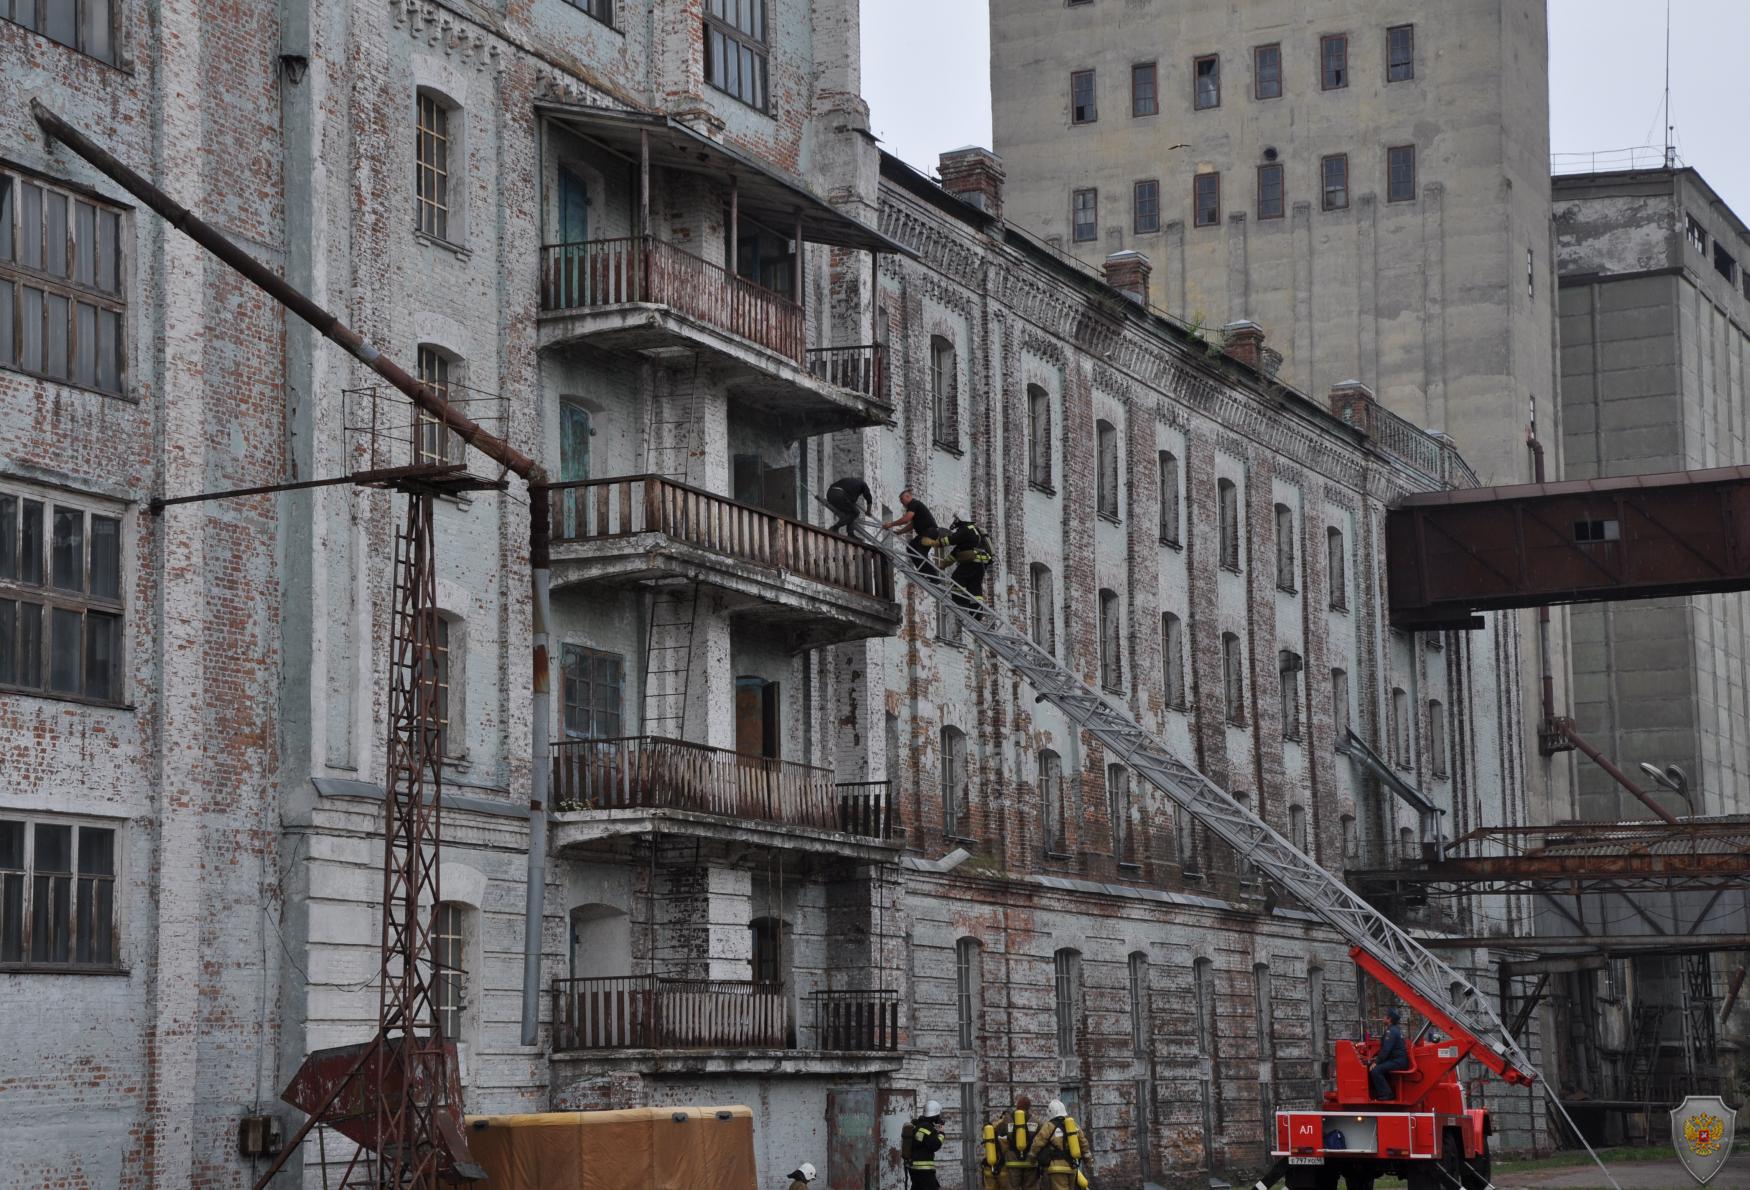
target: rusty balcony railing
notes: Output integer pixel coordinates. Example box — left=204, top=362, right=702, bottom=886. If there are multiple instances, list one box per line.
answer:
left=805, top=342, right=886, bottom=400
left=553, top=736, right=894, bottom=840
left=548, top=474, right=895, bottom=602
left=810, top=990, right=901, bottom=1052
left=540, top=235, right=805, bottom=365
left=550, top=975, right=788, bottom=1051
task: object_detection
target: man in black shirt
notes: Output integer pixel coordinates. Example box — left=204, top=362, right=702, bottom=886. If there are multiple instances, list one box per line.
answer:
left=826, top=476, right=874, bottom=533
left=884, top=488, right=943, bottom=573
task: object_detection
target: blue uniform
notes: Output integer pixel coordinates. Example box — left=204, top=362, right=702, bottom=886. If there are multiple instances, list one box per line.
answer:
left=1370, top=1023, right=1409, bottom=1099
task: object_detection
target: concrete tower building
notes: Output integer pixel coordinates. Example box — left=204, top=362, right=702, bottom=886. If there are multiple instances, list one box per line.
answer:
left=990, top=0, right=1571, bottom=821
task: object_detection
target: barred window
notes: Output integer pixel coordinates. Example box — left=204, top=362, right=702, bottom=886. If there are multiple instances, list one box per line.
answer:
left=1222, top=632, right=1244, bottom=725
left=1054, top=948, right=1082, bottom=1055
left=1107, top=763, right=1132, bottom=862
left=1274, top=503, right=1296, bottom=590
left=1096, top=419, right=1120, bottom=518
left=0, top=167, right=127, bottom=394
left=930, top=335, right=958, bottom=447
left=1162, top=613, right=1186, bottom=709
left=1128, top=952, right=1150, bottom=1056
left=1029, top=563, right=1057, bottom=655
left=562, top=644, right=624, bottom=739
left=1279, top=650, right=1302, bottom=739
left=1040, top=749, right=1066, bottom=854
left=4, top=0, right=118, bottom=64
left=1158, top=450, right=1180, bottom=543
left=1327, top=527, right=1348, bottom=610
left=0, top=487, right=123, bottom=703
left=1217, top=478, right=1240, bottom=569
left=415, top=92, right=456, bottom=242
left=942, top=726, right=970, bottom=835
left=415, top=345, right=465, bottom=466
left=1027, top=384, right=1053, bottom=488
left=0, top=817, right=118, bottom=969
left=1099, top=588, right=1123, bottom=692
left=955, top=937, right=981, bottom=1051
left=705, top=0, right=768, bottom=111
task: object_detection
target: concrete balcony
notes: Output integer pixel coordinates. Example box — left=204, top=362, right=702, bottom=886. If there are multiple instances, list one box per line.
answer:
left=550, top=736, right=897, bottom=859
left=537, top=237, right=890, bottom=436
left=549, top=977, right=902, bottom=1075
left=547, top=475, right=901, bottom=648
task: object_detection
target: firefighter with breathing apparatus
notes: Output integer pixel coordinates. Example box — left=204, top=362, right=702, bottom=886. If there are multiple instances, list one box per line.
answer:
left=1025, top=1099, right=1090, bottom=1190
left=1000, top=1096, right=1040, bottom=1188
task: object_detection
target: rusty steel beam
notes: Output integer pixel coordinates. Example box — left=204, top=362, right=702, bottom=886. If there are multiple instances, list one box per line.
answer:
left=1387, top=463, right=1750, bottom=630
left=1417, top=934, right=1750, bottom=957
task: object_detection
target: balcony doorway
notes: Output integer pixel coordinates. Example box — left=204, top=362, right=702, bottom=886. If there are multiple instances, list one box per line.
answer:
left=732, top=453, right=797, bottom=519
left=729, top=214, right=795, bottom=300
left=735, top=676, right=780, bottom=759
left=750, top=913, right=797, bottom=1046
left=568, top=902, right=631, bottom=981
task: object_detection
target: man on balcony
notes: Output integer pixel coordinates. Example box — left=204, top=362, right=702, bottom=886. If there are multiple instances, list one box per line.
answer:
left=885, top=488, right=945, bottom=574
left=826, top=475, right=874, bottom=533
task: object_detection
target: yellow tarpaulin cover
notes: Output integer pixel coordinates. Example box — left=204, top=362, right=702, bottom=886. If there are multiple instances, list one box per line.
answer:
left=465, top=1105, right=758, bottom=1190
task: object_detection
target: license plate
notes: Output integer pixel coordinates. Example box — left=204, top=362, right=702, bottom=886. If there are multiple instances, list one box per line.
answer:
left=1289, top=1156, right=1325, bottom=1165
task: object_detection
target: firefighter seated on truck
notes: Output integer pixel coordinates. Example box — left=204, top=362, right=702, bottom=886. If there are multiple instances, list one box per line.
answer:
left=1367, top=1006, right=1411, bottom=1100
left=1025, top=1099, right=1091, bottom=1190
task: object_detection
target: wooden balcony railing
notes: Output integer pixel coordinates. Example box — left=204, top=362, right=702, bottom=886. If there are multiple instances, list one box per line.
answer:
left=805, top=343, right=886, bottom=400
left=549, top=474, right=894, bottom=602
left=540, top=236, right=805, bottom=365
left=550, top=976, right=788, bottom=1051
left=811, top=990, right=901, bottom=1052
left=835, top=780, right=895, bottom=840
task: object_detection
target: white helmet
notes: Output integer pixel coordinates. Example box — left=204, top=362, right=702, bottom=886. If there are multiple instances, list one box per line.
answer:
left=924, top=1099, right=943, bottom=1118
left=798, top=1162, right=818, bottom=1182
left=1047, top=1099, right=1068, bottom=1120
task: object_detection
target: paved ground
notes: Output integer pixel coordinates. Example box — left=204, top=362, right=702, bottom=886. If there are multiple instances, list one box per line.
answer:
left=1492, top=1150, right=1750, bottom=1188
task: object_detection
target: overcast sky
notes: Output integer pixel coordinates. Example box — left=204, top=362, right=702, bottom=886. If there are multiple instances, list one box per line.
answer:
left=862, top=1, right=1750, bottom=218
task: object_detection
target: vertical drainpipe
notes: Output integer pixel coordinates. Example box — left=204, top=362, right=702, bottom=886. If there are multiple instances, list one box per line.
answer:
left=1526, top=426, right=1557, bottom=729
left=523, top=485, right=553, bottom=1045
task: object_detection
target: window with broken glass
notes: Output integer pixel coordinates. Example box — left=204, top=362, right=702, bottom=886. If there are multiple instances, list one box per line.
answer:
left=0, top=817, right=119, bottom=969
left=0, top=167, right=127, bottom=395
left=0, top=487, right=123, bottom=703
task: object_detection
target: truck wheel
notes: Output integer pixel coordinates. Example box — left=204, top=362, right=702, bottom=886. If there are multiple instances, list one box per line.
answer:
left=1462, top=1135, right=1492, bottom=1190
left=1342, top=1174, right=1374, bottom=1190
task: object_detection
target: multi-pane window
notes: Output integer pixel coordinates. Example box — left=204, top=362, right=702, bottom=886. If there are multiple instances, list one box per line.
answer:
left=1133, top=179, right=1161, bottom=234
left=955, top=937, right=981, bottom=1051
left=1107, top=764, right=1132, bottom=862
left=1194, top=172, right=1221, bottom=227
left=704, top=0, right=768, bottom=111
left=434, top=902, right=467, bottom=1041
left=1028, top=384, right=1053, bottom=487
left=1099, top=588, right=1123, bottom=692
left=415, top=93, right=455, bottom=242
left=1253, top=44, right=1282, bottom=99
left=1279, top=650, right=1302, bottom=739
left=1387, top=25, right=1415, bottom=82
left=1096, top=419, right=1120, bottom=518
left=1387, top=145, right=1417, bottom=203
left=415, top=345, right=466, bottom=466
left=0, top=817, right=118, bottom=968
left=0, top=488, right=123, bottom=702
left=1320, top=34, right=1348, bottom=89
left=1070, top=69, right=1097, bottom=124
left=1429, top=699, right=1448, bottom=777
left=930, top=335, right=958, bottom=447
left=1040, top=750, right=1066, bottom=854
left=1158, top=451, right=1180, bottom=543
left=1327, top=527, right=1348, bottom=609
left=1131, top=62, right=1158, bottom=117
left=1054, top=948, right=1083, bottom=1055
left=1321, top=154, right=1349, bottom=211
left=1332, top=668, right=1350, bottom=746
left=1221, top=632, right=1244, bottom=724
left=1257, top=163, right=1285, bottom=220
left=1029, top=563, right=1056, bottom=655
left=1274, top=503, right=1296, bottom=590
left=1217, top=478, right=1240, bottom=570
left=1193, top=55, right=1220, bottom=109
left=561, top=644, right=623, bottom=738
left=0, top=167, right=127, bottom=394
left=1072, top=188, right=1098, bottom=243
left=424, top=616, right=456, bottom=758
left=565, top=0, right=614, bottom=27
left=3, top=0, right=118, bottom=64
left=1162, top=613, right=1186, bottom=709
left=942, top=726, right=969, bottom=835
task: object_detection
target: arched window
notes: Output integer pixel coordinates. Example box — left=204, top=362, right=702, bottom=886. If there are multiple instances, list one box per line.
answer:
left=1158, top=450, right=1180, bottom=544
left=1327, top=527, right=1348, bottom=610
left=416, top=89, right=463, bottom=244
left=1128, top=951, right=1151, bottom=1057
left=1099, top=589, right=1124, bottom=692
left=1030, top=563, right=1056, bottom=655
left=1279, top=649, right=1302, bottom=739
left=942, top=726, right=968, bottom=835
left=1274, top=502, right=1296, bottom=590
left=1107, top=763, right=1132, bottom=862
left=1218, top=478, right=1240, bottom=570
left=1028, top=384, right=1053, bottom=488
left=1391, top=687, right=1411, bottom=768
left=1429, top=700, right=1448, bottom=778
left=1040, top=750, right=1067, bottom=854
left=1054, top=948, right=1083, bottom=1056
left=1096, top=419, right=1120, bottom=518
left=1162, top=612, right=1186, bottom=709
left=1331, top=668, right=1350, bottom=747
left=1289, top=803, right=1308, bottom=854
left=930, top=335, right=958, bottom=447
left=416, top=344, right=466, bottom=465
left=1221, top=631, right=1244, bottom=724
left=955, top=937, right=982, bottom=1051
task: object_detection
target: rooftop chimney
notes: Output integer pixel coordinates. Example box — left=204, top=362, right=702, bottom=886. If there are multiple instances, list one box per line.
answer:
left=1103, top=250, right=1152, bottom=306
left=1327, top=379, right=1377, bottom=436
left=1221, top=320, right=1266, bottom=370
left=938, top=147, right=1005, bottom=219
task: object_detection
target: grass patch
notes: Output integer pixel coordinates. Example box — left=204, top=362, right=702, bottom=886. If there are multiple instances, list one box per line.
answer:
left=1493, top=1144, right=1675, bottom=1172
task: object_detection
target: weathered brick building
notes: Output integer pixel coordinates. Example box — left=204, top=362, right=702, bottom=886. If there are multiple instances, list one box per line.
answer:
left=0, top=1, right=1536, bottom=1187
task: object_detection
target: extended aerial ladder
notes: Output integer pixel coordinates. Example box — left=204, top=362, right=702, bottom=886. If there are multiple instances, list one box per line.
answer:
left=833, top=507, right=1619, bottom=1190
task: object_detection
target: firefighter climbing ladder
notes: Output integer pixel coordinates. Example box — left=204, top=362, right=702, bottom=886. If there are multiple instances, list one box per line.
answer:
left=831, top=505, right=1621, bottom=1190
